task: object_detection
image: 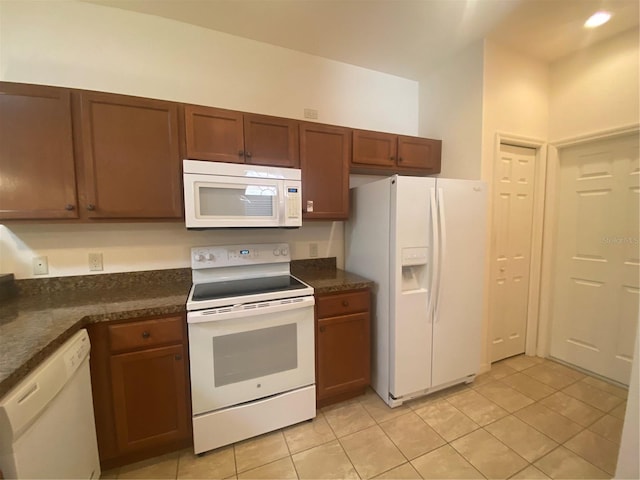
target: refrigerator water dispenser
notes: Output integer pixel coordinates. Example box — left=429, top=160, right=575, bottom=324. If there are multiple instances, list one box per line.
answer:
left=401, top=247, right=428, bottom=292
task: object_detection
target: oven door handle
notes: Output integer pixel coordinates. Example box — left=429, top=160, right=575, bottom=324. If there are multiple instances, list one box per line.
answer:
left=187, top=296, right=315, bottom=324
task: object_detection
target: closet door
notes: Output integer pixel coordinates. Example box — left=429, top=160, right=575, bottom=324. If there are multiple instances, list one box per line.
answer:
left=550, top=133, right=639, bottom=385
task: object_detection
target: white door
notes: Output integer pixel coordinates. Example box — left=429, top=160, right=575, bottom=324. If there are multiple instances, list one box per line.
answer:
left=550, top=133, right=639, bottom=385
left=490, top=144, right=537, bottom=362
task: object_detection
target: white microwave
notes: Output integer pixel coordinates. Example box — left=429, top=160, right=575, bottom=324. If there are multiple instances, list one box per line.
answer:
left=183, top=160, right=302, bottom=228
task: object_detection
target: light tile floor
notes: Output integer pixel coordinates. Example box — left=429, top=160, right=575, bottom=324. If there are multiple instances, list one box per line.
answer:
left=103, top=355, right=629, bottom=479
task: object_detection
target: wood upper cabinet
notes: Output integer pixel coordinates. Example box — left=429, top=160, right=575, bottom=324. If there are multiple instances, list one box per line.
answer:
left=0, top=82, right=78, bottom=219
left=79, top=92, right=183, bottom=218
left=351, top=129, right=442, bottom=175
left=244, top=114, right=299, bottom=167
left=315, top=288, right=371, bottom=407
left=184, top=105, right=299, bottom=168
left=351, top=130, right=397, bottom=169
left=184, top=105, right=244, bottom=163
left=88, top=314, right=191, bottom=470
left=300, top=123, right=350, bottom=220
left=398, top=135, right=442, bottom=172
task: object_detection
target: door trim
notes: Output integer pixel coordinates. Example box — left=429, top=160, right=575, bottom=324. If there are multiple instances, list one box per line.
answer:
left=537, top=123, right=640, bottom=358
left=487, top=132, right=548, bottom=367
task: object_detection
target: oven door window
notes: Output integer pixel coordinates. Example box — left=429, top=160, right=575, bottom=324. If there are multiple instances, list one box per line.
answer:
left=212, top=324, right=297, bottom=387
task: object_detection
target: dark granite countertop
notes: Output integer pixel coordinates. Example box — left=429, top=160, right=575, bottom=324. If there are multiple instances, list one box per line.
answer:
left=0, top=269, right=191, bottom=398
left=291, top=258, right=374, bottom=294
left=0, top=260, right=373, bottom=399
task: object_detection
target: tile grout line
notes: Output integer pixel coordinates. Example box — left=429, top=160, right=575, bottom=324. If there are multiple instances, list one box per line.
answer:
left=321, top=402, right=363, bottom=479
left=280, top=424, right=301, bottom=480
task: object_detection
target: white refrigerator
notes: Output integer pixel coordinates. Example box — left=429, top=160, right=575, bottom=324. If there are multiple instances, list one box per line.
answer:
left=346, top=175, right=487, bottom=407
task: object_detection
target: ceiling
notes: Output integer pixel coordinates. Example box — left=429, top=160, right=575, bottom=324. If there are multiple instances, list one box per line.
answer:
left=86, top=0, right=639, bottom=80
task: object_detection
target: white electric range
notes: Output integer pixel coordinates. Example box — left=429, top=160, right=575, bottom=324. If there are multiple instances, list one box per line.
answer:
left=185, top=243, right=316, bottom=454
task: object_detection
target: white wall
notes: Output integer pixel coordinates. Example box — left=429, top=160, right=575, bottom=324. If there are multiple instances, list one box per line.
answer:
left=549, top=28, right=640, bottom=142
left=0, top=0, right=419, bottom=279
left=0, top=1, right=418, bottom=133
left=0, top=222, right=344, bottom=279
left=481, top=40, right=549, bottom=179
left=479, top=41, right=550, bottom=371
left=418, top=41, right=484, bottom=180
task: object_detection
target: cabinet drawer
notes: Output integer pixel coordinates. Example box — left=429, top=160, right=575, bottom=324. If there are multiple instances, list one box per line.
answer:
left=108, top=316, right=184, bottom=352
left=316, top=290, right=370, bottom=319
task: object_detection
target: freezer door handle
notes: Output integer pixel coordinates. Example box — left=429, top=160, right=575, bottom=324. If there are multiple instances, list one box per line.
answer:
left=434, top=187, right=447, bottom=322
left=427, top=187, right=439, bottom=323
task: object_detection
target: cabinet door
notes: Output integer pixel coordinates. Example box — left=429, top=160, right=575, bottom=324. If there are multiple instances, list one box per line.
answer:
left=316, top=312, right=371, bottom=401
left=352, top=130, right=397, bottom=168
left=79, top=92, right=182, bottom=218
left=184, top=105, right=245, bottom=163
left=244, top=114, right=299, bottom=168
left=300, top=123, right=350, bottom=220
left=110, top=344, right=190, bottom=454
left=398, top=135, right=442, bottom=173
left=0, top=82, right=78, bottom=219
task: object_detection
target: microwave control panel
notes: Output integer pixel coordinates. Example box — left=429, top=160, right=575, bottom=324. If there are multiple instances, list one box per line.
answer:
left=285, top=184, right=301, bottom=219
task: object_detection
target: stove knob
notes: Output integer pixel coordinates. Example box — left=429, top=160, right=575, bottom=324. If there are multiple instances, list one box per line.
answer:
left=273, top=248, right=280, bottom=256
left=280, top=248, right=289, bottom=256
left=204, top=253, right=215, bottom=261
left=194, top=254, right=205, bottom=262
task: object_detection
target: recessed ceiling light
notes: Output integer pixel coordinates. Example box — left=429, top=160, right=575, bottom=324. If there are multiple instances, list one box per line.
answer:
left=584, top=11, right=612, bottom=28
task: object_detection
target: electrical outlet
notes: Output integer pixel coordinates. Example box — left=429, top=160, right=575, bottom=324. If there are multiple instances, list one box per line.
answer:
left=33, top=256, right=49, bottom=275
left=88, top=253, right=103, bottom=271
left=303, top=108, right=318, bottom=120
left=309, top=243, right=318, bottom=258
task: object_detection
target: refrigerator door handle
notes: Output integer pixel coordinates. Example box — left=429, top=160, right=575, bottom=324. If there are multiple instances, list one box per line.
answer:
left=434, top=187, right=447, bottom=322
left=428, top=187, right=439, bottom=323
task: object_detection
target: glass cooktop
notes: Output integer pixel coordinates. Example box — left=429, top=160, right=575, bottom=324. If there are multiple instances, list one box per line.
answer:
left=192, top=275, right=309, bottom=302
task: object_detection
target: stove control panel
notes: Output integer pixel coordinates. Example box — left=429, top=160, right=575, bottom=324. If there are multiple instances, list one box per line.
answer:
left=191, top=243, right=291, bottom=269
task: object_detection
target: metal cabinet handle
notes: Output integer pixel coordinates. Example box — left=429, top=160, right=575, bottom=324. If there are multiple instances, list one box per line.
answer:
left=319, top=326, right=326, bottom=333
left=398, top=157, right=403, bottom=162
left=342, top=300, right=349, bottom=307
left=175, top=354, right=182, bottom=360
left=87, top=204, right=96, bottom=211
left=141, top=331, right=150, bottom=339
left=390, top=156, right=395, bottom=161
left=238, top=150, right=245, bottom=157
left=245, top=151, right=252, bottom=158
left=65, top=204, right=75, bottom=211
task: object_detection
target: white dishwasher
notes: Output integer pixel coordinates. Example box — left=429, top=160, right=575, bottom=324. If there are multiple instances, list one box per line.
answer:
left=0, top=329, right=101, bottom=479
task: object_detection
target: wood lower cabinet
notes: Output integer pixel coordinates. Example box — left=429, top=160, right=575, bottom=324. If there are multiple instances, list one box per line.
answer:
left=352, top=129, right=442, bottom=175
left=315, top=289, right=371, bottom=407
left=88, top=314, right=191, bottom=469
left=184, top=105, right=299, bottom=168
left=78, top=92, right=183, bottom=219
left=0, top=82, right=78, bottom=219
left=300, top=122, right=350, bottom=220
